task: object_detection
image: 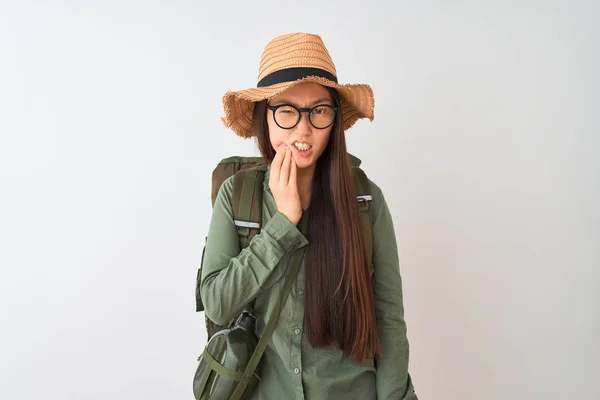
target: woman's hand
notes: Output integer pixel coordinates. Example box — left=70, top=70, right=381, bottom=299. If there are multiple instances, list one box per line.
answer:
left=269, top=144, right=302, bottom=225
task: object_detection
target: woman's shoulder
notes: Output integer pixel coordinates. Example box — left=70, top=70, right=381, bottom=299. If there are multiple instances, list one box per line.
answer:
left=356, top=169, right=385, bottom=205
left=366, top=177, right=384, bottom=197
left=362, top=174, right=396, bottom=227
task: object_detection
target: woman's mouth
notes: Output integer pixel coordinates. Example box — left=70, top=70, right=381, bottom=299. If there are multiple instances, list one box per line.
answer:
left=290, top=141, right=313, bottom=157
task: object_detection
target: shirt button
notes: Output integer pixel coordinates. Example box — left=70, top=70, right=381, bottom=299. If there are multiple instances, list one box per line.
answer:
left=294, top=328, right=301, bottom=335
left=294, top=368, right=300, bottom=374
left=298, top=289, right=304, bottom=295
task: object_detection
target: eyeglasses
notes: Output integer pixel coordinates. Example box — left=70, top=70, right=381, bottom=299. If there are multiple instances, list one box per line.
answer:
left=266, top=103, right=338, bottom=130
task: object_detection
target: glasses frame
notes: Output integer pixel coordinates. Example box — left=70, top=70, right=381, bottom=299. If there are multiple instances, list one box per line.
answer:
left=266, top=103, right=338, bottom=130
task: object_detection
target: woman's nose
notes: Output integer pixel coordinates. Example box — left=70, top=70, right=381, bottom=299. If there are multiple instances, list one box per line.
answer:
left=294, top=111, right=312, bottom=134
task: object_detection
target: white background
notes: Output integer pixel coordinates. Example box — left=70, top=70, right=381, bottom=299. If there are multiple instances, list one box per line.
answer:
left=1, top=1, right=598, bottom=399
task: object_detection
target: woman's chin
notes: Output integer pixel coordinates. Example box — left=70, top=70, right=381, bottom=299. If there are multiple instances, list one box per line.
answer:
left=293, top=156, right=316, bottom=171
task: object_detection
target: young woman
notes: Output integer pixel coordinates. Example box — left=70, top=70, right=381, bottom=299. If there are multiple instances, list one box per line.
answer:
left=201, top=32, right=418, bottom=400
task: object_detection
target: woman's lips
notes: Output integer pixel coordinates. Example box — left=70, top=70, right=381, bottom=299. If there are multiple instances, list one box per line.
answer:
left=291, top=144, right=313, bottom=157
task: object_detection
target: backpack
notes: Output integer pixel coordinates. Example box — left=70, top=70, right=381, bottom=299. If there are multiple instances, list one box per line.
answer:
left=195, top=153, right=375, bottom=340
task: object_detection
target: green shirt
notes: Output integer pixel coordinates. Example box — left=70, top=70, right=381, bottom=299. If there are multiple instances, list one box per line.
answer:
left=200, top=164, right=415, bottom=400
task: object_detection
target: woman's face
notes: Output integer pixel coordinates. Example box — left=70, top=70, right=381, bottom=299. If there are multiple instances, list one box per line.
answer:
left=267, top=82, right=334, bottom=170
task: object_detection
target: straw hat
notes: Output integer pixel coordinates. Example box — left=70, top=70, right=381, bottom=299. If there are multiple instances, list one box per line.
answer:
left=222, top=32, right=375, bottom=138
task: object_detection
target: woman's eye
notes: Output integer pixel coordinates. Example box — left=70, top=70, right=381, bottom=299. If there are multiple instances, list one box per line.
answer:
left=312, top=107, right=328, bottom=114
left=278, top=106, right=297, bottom=115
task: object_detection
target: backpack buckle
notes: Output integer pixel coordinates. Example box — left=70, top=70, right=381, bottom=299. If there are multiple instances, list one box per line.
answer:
left=234, top=220, right=260, bottom=230
left=357, top=195, right=372, bottom=212
left=234, top=220, right=260, bottom=238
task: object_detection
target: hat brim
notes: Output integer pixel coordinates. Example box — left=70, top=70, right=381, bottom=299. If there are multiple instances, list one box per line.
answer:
left=222, top=76, right=374, bottom=138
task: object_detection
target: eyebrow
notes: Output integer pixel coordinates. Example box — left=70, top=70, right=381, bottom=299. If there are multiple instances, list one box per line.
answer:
left=272, top=97, right=332, bottom=106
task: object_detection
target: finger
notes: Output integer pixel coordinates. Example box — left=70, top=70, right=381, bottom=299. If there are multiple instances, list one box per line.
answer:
left=280, top=146, right=291, bottom=183
left=289, top=153, right=297, bottom=187
left=270, top=144, right=286, bottom=184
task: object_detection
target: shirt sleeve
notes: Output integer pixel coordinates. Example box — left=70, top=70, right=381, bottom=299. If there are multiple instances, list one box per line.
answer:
left=370, top=180, right=417, bottom=399
left=200, top=176, right=309, bottom=326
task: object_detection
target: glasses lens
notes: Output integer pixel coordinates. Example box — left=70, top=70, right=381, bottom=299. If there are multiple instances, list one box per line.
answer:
left=310, top=105, right=335, bottom=128
left=274, top=105, right=299, bottom=128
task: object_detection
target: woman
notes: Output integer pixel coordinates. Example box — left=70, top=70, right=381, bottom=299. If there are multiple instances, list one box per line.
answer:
left=201, top=32, right=418, bottom=399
